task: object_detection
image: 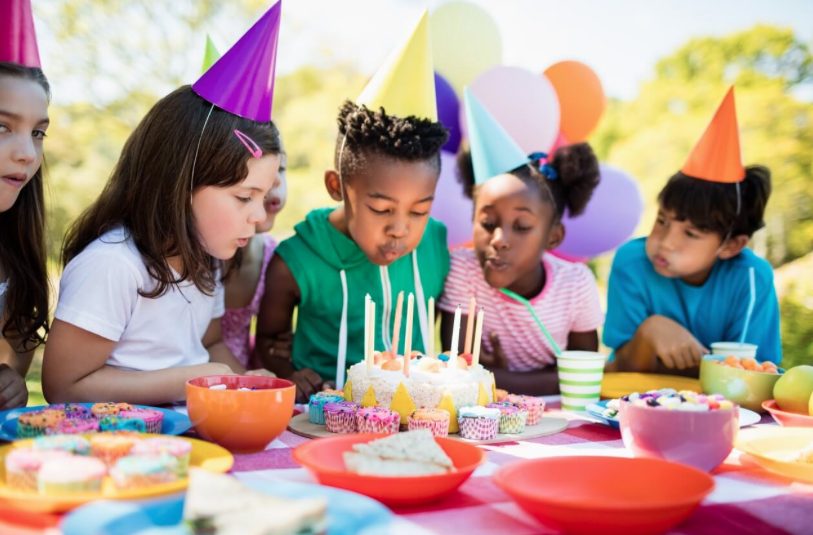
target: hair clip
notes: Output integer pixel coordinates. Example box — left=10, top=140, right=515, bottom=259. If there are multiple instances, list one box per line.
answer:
left=528, top=151, right=558, bottom=180
left=233, top=129, right=262, bottom=158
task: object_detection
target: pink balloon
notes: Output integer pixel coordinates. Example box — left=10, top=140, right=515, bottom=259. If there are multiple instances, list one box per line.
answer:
left=462, top=66, right=560, bottom=154
left=431, top=151, right=473, bottom=248
left=555, top=164, right=643, bottom=259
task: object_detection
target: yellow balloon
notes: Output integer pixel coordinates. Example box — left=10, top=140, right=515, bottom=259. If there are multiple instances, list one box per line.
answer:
left=430, top=1, right=502, bottom=94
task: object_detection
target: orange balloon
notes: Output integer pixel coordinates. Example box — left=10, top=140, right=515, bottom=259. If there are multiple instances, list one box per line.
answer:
left=543, top=61, right=606, bottom=142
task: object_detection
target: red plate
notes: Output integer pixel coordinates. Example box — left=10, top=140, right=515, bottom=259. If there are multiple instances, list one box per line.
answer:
left=493, top=456, right=714, bottom=535
left=762, top=400, right=813, bottom=427
left=293, top=433, right=483, bottom=506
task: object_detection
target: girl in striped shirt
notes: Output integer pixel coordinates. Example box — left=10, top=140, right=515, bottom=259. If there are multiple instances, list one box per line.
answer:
left=439, top=143, right=603, bottom=395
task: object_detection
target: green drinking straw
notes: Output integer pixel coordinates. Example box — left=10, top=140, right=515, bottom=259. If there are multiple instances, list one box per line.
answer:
left=499, top=288, right=563, bottom=356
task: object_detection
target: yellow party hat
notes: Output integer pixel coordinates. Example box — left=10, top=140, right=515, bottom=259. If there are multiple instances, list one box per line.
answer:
left=357, top=10, right=437, bottom=120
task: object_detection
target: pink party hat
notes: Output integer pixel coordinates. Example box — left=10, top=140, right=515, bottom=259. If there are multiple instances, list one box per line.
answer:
left=0, top=0, right=42, bottom=68
left=192, top=1, right=281, bottom=122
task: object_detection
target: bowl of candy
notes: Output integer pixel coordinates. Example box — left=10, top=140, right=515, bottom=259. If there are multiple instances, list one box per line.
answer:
left=619, top=389, right=738, bottom=472
left=186, top=375, right=295, bottom=453
left=700, top=355, right=782, bottom=412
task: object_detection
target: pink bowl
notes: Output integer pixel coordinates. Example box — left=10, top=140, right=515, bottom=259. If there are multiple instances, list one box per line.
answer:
left=619, top=401, right=738, bottom=472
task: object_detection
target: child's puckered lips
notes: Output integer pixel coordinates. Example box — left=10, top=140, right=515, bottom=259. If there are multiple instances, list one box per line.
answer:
left=2, top=172, right=28, bottom=188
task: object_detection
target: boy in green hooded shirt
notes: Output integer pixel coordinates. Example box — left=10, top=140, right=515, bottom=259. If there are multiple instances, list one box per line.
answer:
left=254, top=101, right=449, bottom=401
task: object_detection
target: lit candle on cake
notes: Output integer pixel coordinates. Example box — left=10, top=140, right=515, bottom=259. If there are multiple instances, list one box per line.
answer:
left=463, top=296, right=476, bottom=354
left=472, top=307, right=484, bottom=367
left=427, top=297, right=435, bottom=358
left=450, top=304, right=462, bottom=361
left=391, top=291, right=404, bottom=358
left=403, top=293, right=414, bottom=377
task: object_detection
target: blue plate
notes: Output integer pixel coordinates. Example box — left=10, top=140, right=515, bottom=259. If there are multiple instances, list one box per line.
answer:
left=0, top=404, right=191, bottom=441
left=585, top=400, right=620, bottom=429
left=61, top=478, right=394, bottom=535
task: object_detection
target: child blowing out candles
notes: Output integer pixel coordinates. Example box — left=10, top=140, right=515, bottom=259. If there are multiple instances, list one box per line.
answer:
left=440, top=91, right=603, bottom=396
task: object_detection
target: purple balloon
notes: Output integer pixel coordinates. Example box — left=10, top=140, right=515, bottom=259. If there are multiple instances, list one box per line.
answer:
left=556, top=164, right=643, bottom=259
left=431, top=151, right=473, bottom=247
left=435, top=72, right=461, bottom=154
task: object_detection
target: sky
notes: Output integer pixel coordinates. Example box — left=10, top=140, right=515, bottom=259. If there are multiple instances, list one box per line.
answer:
left=270, top=0, right=813, bottom=100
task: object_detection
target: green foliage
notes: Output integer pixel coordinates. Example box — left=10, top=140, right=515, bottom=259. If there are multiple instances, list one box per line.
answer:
left=592, top=26, right=813, bottom=266
left=780, top=291, right=813, bottom=369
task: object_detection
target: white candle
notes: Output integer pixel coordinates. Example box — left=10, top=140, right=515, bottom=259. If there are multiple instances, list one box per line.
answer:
left=364, top=294, right=371, bottom=371
left=368, top=300, right=376, bottom=368
left=427, top=297, right=435, bottom=358
left=403, top=293, right=414, bottom=377
left=464, top=296, right=476, bottom=354
left=391, top=291, right=404, bottom=356
left=450, top=304, right=462, bottom=360
left=472, top=307, right=485, bottom=367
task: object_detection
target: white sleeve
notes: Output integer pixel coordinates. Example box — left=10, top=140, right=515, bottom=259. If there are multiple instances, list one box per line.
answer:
left=54, top=248, right=142, bottom=342
left=212, top=279, right=225, bottom=320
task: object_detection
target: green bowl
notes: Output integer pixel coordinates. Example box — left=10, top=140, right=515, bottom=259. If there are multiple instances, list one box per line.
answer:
left=699, top=355, right=783, bottom=412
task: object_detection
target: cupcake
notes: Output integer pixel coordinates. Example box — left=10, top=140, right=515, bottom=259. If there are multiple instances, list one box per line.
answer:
left=487, top=403, right=528, bottom=434
left=63, top=404, right=93, bottom=419
left=407, top=409, right=450, bottom=438
left=323, top=401, right=359, bottom=434
left=4, top=448, right=72, bottom=491
left=131, top=437, right=192, bottom=477
left=356, top=407, right=400, bottom=434
left=110, top=454, right=178, bottom=489
left=91, top=402, right=122, bottom=418
left=308, top=393, right=345, bottom=425
left=38, top=455, right=106, bottom=495
left=495, top=389, right=510, bottom=402
left=321, top=389, right=346, bottom=398
left=119, top=409, right=164, bottom=434
left=457, top=406, right=500, bottom=441
left=506, top=395, right=545, bottom=426
left=99, top=415, right=147, bottom=433
left=90, top=434, right=138, bottom=466
left=50, top=418, right=100, bottom=435
left=33, top=434, right=91, bottom=455
left=17, top=410, right=63, bottom=438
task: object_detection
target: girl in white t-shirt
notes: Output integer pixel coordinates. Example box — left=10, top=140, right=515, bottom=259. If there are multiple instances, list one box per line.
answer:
left=440, top=144, right=603, bottom=396
left=42, top=85, right=283, bottom=404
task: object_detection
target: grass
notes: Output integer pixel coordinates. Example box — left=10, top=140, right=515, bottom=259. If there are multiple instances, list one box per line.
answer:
left=25, top=348, right=45, bottom=406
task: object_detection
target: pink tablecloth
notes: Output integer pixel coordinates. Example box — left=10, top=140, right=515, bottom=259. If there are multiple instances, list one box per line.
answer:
left=229, top=399, right=813, bottom=535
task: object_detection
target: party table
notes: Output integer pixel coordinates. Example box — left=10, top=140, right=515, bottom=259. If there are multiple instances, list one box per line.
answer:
left=2, top=396, right=812, bottom=534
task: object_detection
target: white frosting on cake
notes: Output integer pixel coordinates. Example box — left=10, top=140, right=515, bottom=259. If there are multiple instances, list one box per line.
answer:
left=346, top=357, right=495, bottom=410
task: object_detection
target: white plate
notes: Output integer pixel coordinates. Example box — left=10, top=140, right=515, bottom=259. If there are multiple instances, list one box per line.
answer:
left=587, top=401, right=761, bottom=428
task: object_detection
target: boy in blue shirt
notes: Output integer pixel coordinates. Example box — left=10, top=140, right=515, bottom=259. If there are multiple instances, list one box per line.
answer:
left=604, top=87, right=781, bottom=374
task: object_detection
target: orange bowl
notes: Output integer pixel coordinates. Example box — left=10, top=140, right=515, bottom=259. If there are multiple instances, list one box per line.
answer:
left=494, top=456, right=714, bottom=535
left=186, top=375, right=295, bottom=453
left=292, top=433, right=484, bottom=506
left=762, top=400, right=813, bottom=427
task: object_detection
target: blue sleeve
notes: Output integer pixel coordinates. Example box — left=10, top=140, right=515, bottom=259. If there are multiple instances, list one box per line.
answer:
left=602, top=247, right=651, bottom=354
left=724, top=262, right=782, bottom=364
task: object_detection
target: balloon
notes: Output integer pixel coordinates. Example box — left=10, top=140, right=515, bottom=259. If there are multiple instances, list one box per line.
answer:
left=548, top=131, right=569, bottom=157
left=556, top=164, right=643, bottom=259
left=544, top=61, right=606, bottom=142
left=430, top=2, right=502, bottom=94
left=435, top=72, right=461, bottom=154
left=431, top=151, right=473, bottom=248
left=463, top=66, right=560, bottom=155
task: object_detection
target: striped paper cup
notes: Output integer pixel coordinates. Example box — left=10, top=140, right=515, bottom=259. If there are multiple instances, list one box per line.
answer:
left=557, top=351, right=607, bottom=412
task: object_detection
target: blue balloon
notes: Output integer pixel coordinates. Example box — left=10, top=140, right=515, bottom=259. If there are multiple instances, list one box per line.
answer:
left=435, top=72, right=461, bottom=154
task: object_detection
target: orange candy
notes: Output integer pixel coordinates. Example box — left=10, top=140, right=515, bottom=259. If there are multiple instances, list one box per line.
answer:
left=716, top=355, right=779, bottom=374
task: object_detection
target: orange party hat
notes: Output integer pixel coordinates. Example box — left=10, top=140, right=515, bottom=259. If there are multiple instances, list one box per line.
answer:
left=681, top=86, right=745, bottom=183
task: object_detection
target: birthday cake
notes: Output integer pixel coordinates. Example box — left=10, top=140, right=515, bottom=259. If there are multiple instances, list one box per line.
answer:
left=344, top=352, right=496, bottom=423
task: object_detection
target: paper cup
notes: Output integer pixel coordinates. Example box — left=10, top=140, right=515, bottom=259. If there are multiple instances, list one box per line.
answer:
left=710, top=342, right=757, bottom=359
left=557, top=351, right=606, bottom=412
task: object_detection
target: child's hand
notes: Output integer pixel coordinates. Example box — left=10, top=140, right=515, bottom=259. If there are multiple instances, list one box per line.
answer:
left=245, top=368, right=276, bottom=377
left=290, top=368, right=323, bottom=403
left=643, top=316, right=708, bottom=370
left=266, top=332, right=293, bottom=361
left=0, top=364, right=28, bottom=410
left=479, top=333, right=509, bottom=370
